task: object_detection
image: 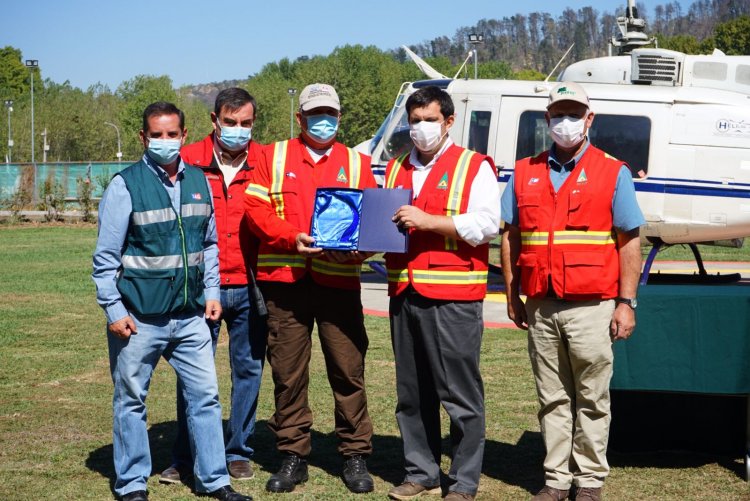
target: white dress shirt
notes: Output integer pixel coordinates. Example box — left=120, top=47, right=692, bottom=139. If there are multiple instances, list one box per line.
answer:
left=408, top=138, right=500, bottom=246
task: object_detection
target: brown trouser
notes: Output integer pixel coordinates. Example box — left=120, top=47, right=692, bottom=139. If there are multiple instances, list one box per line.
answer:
left=261, top=275, right=373, bottom=458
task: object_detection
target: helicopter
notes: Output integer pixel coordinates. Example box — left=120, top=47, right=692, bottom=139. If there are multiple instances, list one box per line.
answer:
left=359, top=0, right=750, bottom=284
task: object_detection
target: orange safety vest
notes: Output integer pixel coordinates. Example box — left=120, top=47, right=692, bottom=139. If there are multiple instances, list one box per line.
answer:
left=514, top=145, right=622, bottom=300
left=384, top=144, right=491, bottom=301
left=244, top=138, right=375, bottom=289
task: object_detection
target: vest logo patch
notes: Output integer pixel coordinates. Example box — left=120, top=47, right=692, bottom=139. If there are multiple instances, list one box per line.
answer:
left=337, top=167, right=348, bottom=183
left=437, top=173, right=449, bottom=190
left=529, top=177, right=539, bottom=185
left=285, top=172, right=297, bottom=179
left=191, top=193, right=202, bottom=200
left=576, top=170, right=588, bottom=184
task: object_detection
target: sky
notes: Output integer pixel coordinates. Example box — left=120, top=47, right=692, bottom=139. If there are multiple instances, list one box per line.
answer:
left=3, top=0, right=692, bottom=91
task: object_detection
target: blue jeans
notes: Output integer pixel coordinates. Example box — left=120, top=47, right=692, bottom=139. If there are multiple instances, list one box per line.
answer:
left=108, top=310, right=229, bottom=497
left=173, top=285, right=266, bottom=465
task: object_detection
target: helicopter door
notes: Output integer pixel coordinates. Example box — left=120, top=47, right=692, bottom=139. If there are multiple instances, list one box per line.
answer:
left=454, top=94, right=498, bottom=161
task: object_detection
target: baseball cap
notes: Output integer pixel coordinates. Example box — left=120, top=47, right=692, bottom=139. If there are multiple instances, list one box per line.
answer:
left=299, top=83, right=340, bottom=112
left=547, top=82, right=590, bottom=109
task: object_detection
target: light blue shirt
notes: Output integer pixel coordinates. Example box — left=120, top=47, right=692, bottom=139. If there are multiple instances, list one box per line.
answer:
left=92, top=154, right=220, bottom=324
left=500, top=140, right=645, bottom=232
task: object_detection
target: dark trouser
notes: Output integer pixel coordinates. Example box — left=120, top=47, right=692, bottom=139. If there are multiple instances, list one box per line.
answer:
left=262, top=275, right=373, bottom=458
left=390, top=290, right=485, bottom=496
left=173, top=285, right=267, bottom=466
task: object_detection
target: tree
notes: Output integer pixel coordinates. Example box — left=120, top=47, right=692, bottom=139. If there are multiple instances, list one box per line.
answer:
left=713, top=16, right=750, bottom=55
left=0, top=46, right=32, bottom=100
left=116, top=75, right=177, bottom=158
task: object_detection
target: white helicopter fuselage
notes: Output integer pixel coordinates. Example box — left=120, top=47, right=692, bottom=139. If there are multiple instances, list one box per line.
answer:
left=366, top=49, right=750, bottom=245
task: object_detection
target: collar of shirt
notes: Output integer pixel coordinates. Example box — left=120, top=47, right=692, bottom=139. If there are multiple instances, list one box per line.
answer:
left=305, top=144, right=332, bottom=164
left=142, top=153, right=185, bottom=185
left=548, top=138, right=590, bottom=173
left=409, top=137, right=453, bottom=171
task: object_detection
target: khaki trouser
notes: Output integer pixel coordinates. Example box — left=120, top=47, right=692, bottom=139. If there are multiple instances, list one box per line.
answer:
left=261, top=275, right=373, bottom=458
left=525, top=297, right=615, bottom=489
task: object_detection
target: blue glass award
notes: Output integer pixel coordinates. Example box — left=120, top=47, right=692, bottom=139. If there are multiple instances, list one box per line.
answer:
left=311, top=188, right=363, bottom=250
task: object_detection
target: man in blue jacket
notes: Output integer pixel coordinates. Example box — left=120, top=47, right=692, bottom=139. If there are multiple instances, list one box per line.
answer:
left=92, top=101, right=250, bottom=501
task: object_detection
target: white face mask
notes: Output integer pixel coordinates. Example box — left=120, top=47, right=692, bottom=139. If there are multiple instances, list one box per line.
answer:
left=409, top=120, right=446, bottom=152
left=549, top=114, right=587, bottom=149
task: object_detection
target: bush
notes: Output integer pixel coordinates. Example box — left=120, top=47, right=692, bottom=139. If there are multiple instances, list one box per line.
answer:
left=39, top=178, right=67, bottom=222
left=76, top=176, right=95, bottom=223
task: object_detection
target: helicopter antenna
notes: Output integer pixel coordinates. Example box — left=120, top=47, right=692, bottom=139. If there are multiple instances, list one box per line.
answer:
left=544, top=43, right=576, bottom=83
left=611, top=0, right=656, bottom=55
left=453, top=51, right=475, bottom=80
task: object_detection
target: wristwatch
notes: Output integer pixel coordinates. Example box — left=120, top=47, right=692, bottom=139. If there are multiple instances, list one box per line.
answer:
left=615, top=297, right=638, bottom=310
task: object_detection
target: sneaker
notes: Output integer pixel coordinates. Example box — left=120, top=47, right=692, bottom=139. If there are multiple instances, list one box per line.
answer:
left=159, top=464, right=192, bottom=485
left=265, top=454, right=308, bottom=493
left=531, top=486, right=570, bottom=501
left=388, top=481, right=442, bottom=500
left=342, top=455, right=374, bottom=493
left=227, top=460, right=254, bottom=480
left=575, top=487, right=602, bottom=501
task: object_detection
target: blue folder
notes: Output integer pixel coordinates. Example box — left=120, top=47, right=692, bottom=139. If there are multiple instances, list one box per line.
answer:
left=310, top=187, right=411, bottom=253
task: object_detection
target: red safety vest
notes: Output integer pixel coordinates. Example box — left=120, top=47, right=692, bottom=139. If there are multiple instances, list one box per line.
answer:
left=244, top=138, right=376, bottom=290
left=514, top=145, right=622, bottom=300
left=384, top=144, right=491, bottom=301
left=180, top=134, right=265, bottom=286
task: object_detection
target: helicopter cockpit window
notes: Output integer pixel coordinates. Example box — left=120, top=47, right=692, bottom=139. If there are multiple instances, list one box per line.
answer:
left=736, top=65, right=750, bottom=86
left=516, top=111, right=651, bottom=178
left=382, top=107, right=413, bottom=163
left=468, top=111, right=491, bottom=155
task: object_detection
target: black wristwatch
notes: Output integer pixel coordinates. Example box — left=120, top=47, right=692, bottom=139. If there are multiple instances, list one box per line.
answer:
left=615, top=297, right=638, bottom=310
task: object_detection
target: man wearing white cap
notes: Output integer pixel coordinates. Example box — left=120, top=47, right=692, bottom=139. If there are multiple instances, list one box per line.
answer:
left=244, top=83, right=377, bottom=494
left=500, top=82, right=644, bottom=501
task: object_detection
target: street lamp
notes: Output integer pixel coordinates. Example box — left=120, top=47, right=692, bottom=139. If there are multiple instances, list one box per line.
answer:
left=287, top=88, right=297, bottom=139
left=104, top=122, right=123, bottom=161
left=25, top=60, right=38, bottom=164
left=467, top=34, right=484, bottom=79
left=3, top=100, right=12, bottom=163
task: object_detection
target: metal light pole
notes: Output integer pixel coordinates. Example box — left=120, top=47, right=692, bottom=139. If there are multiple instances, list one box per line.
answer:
left=104, top=121, right=123, bottom=161
left=3, top=100, right=12, bottom=163
left=287, top=88, right=297, bottom=139
left=25, top=60, right=38, bottom=163
left=467, top=34, right=484, bottom=79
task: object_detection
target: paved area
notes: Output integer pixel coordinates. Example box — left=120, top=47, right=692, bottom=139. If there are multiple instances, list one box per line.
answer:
left=361, top=260, right=750, bottom=329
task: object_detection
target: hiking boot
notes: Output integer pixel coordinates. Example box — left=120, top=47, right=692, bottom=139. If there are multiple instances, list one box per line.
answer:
left=388, top=481, right=442, bottom=500
left=531, top=485, right=570, bottom=501
left=444, top=492, right=475, bottom=500
left=575, top=487, right=602, bottom=501
left=265, top=454, right=308, bottom=493
left=228, top=460, right=254, bottom=480
left=342, top=455, right=374, bottom=493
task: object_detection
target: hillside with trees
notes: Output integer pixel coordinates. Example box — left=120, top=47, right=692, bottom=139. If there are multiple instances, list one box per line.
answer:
left=0, top=0, right=748, bottom=164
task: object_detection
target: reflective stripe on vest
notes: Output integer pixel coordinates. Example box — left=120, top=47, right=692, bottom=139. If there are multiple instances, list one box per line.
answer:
left=347, top=148, right=361, bottom=188
left=245, top=183, right=271, bottom=203
left=520, top=231, right=615, bottom=246
left=444, top=149, right=476, bottom=251
left=412, top=269, right=488, bottom=285
left=271, top=140, right=290, bottom=219
left=122, top=251, right=204, bottom=270
left=257, top=253, right=307, bottom=269
left=387, top=268, right=409, bottom=283
left=311, top=259, right=362, bottom=277
left=385, top=153, right=408, bottom=189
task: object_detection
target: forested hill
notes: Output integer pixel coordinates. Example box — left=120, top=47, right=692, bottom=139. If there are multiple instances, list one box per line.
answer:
left=399, top=0, right=750, bottom=76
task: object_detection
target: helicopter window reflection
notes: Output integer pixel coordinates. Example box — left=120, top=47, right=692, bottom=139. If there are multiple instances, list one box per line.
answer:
left=383, top=110, right=413, bottom=162
left=516, top=111, right=651, bottom=178
left=468, top=111, right=491, bottom=155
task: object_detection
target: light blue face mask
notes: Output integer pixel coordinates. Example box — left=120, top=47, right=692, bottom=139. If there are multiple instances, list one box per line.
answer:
left=147, top=138, right=181, bottom=165
left=217, top=123, right=252, bottom=151
left=306, top=114, right=339, bottom=142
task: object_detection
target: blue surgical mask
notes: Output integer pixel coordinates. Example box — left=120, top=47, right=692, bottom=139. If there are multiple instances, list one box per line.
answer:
left=306, top=114, right=339, bottom=142
left=147, top=138, right=181, bottom=165
left=217, top=123, right=252, bottom=151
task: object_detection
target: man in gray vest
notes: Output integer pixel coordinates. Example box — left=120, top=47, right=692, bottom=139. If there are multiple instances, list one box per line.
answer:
left=92, top=102, right=251, bottom=501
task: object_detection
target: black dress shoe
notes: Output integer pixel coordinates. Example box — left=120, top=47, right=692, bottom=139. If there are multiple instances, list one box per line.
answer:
left=205, top=485, right=252, bottom=501
left=342, top=454, right=374, bottom=493
left=265, top=454, right=308, bottom=493
left=121, top=491, right=148, bottom=501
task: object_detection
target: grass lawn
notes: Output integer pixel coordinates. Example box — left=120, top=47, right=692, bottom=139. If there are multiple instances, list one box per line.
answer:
left=0, top=224, right=748, bottom=500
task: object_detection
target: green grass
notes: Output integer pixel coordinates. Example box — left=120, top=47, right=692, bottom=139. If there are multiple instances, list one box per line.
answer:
left=0, top=224, right=748, bottom=500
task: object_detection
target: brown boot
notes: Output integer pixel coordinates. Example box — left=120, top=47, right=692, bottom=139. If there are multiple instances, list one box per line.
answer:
left=575, top=487, right=602, bottom=501
left=388, top=481, right=442, bottom=500
left=444, top=492, right=475, bottom=500
left=531, top=485, right=570, bottom=501
left=227, top=460, right=254, bottom=480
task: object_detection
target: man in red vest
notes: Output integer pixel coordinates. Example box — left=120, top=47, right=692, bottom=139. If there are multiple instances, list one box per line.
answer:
left=160, top=88, right=267, bottom=484
left=501, top=82, right=644, bottom=501
left=384, top=86, right=500, bottom=501
left=244, top=83, right=377, bottom=494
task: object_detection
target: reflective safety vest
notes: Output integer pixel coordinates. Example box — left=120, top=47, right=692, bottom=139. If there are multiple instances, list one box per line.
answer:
left=514, top=145, right=622, bottom=300
left=384, top=144, right=491, bottom=301
left=116, top=160, right=212, bottom=316
left=244, top=138, right=375, bottom=289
